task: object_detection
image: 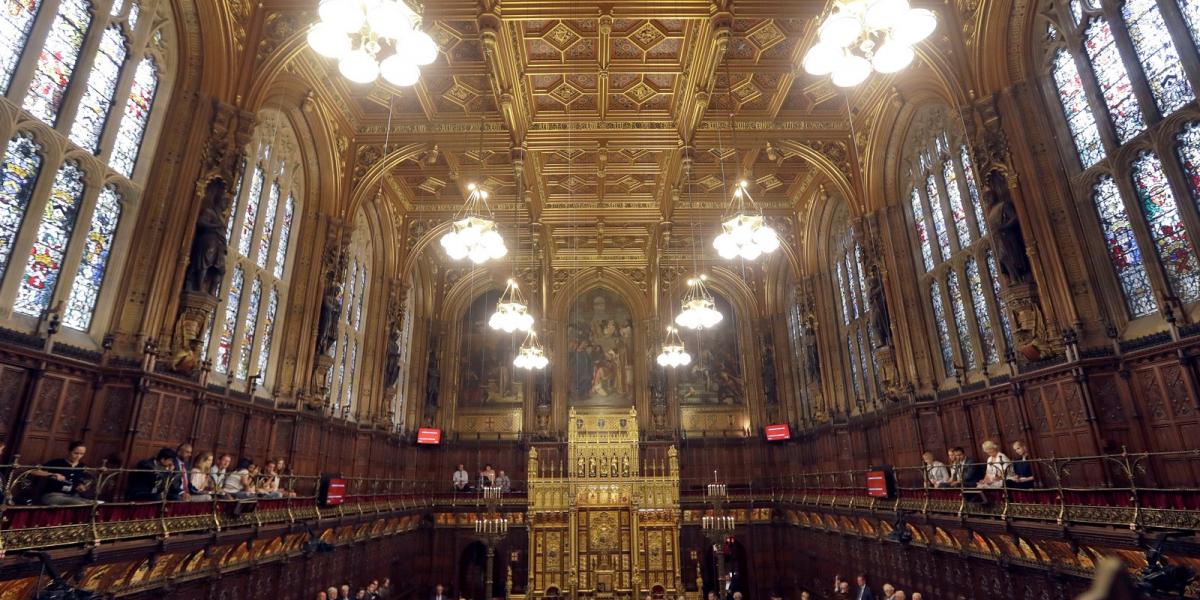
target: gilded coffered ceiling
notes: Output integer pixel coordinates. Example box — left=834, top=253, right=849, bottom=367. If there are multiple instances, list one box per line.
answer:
left=243, top=0, right=873, bottom=274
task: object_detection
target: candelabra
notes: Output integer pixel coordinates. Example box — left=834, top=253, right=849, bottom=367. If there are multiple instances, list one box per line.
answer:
left=475, top=484, right=510, bottom=600
left=474, top=515, right=510, bottom=535
left=702, top=471, right=735, bottom=597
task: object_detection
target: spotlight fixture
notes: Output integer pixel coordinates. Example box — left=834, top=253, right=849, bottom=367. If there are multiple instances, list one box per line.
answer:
left=307, top=0, right=439, bottom=86
left=713, top=180, right=780, bottom=261
left=656, top=326, right=692, bottom=368
left=489, top=278, right=534, bottom=333
left=675, top=275, right=723, bottom=330
left=439, top=183, right=507, bottom=264
left=514, top=330, right=549, bottom=370
left=802, top=0, right=937, bottom=87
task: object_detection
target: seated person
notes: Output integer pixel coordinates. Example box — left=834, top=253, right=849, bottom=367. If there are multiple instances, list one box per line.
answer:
left=210, top=453, right=233, bottom=491
left=922, top=451, right=949, bottom=487
left=189, top=452, right=215, bottom=501
left=1007, top=440, right=1036, bottom=488
left=495, top=469, right=511, bottom=492
left=221, top=458, right=258, bottom=499
left=452, top=464, right=469, bottom=491
left=29, top=441, right=94, bottom=506
left=257, top=460, right=284, bottom=499
left=479, top=463, right=496, bottom=488
left=126, top=448, right=180, bottom=501
left=977, top=440, right=1011, bottom=488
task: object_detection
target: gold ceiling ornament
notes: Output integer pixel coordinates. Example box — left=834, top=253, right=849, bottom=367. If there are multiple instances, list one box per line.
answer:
left=514, top=329, right=549, bottom=370
left=439, top=182, right=507, bottom=264
left=655, top=326, right=691, bottom=368
left=802, top=0, right=937, bottom=87
left=489, top=278, right=534, bottom=333
left=675, top=275, right=723, bottom=331
left=307, top=0, right=438, bottom=86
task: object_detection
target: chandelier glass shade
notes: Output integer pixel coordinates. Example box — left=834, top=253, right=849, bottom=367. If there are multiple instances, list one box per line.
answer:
left=307, top=0, right=439, bottom=86
left=656, top=326, right=692, bottom=368
left=713, top=180, right=779, bottom=261
left=802, top=0, right=937, bottom=87
left=675, top=275, right=724, bottom=330
left=514, top=330, right=549, bottom=370
left=489, top=278, right=535, bottom=333
left=440, top=184, right=507, bottom=264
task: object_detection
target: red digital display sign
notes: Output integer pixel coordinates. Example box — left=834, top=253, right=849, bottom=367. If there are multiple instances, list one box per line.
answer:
left=417, top=428, right=442, bottom=444
left=322, top=477, right=346, bottom=506
left=764, top=424, right=791, bottom=441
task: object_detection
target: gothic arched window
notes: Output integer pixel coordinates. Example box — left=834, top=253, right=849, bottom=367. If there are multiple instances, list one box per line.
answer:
left=831, top=221, right=878, bottom=402
left=204, top=110, right=302, bottom=387
left=902, top=106, right=1011, bottom=382
left=391, top=279, right=415, bottom=429
left=330, top=212, right=372, bottom=418
left=0, top=0, right=174, bottom=340
left=1042, top=0, right=1200, bottom=321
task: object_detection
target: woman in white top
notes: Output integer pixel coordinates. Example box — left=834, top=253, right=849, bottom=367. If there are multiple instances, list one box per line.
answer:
left=188, top=452, right=214, bottom=501
left=257, top=460, right=283, bottom=499
left=222, top=458, right=258, bottom=498
left=978, top=440, right=1011, bottom=488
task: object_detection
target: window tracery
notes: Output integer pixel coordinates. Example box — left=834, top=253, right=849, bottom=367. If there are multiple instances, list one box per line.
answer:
left=0, top=0, right=173, bottom=338
left=902, top=106, right=1010, bottom=382
left=204, top=111, right=301, bottom=388
left=832, top=221, right=877, bottom=402
left=330, top=212, right=372, bottom=417
left=1042, top=0, right=1200, bottom=320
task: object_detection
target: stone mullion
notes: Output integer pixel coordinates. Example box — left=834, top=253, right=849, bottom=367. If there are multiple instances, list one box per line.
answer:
left=1066, top=7, right=1131, bottom=160
left=1100, top=0, right=1165, bottom=126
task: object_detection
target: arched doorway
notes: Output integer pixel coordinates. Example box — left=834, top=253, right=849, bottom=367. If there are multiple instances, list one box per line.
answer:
left=458, top=541, right=488, bottom=600
left=701, top=537, right=750, bottom=599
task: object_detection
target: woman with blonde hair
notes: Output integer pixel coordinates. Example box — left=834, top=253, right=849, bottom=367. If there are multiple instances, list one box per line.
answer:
left=188, top=452, right=215, bottom=501
left=978, top=440, right=1011, bottom=488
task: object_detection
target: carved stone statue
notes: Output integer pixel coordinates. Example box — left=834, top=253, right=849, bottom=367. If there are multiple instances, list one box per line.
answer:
left=866, top=265, right=891, bottom=348
left=760, top=334, right=777, bottom=405
left=315, top=281, right=342, bottom=356
left=535, top=371, right=551, bottom=406
left=984, top=169, right=1032, bottom=284
left=425, top=345, right=441, bottom=407
left=184, top=178, right=230, bottom=296
left=383, top=326, right=402, bottom=389
left=804, top=323, right=821, bottom=382
left=649, top=362, right=667, bottom=406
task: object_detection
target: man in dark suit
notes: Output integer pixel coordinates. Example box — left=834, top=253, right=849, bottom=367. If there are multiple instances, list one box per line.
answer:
left=856, top=574, right=876, bottom=600
left=957, top=447, right=985, bottom=487
left=126, top=448, right=179, bottom=501
left=431, top=584, right=448, bottom=600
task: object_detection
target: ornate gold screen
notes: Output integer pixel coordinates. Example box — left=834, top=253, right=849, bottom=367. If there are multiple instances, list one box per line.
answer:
left=527, top=408, right=682, bottom=600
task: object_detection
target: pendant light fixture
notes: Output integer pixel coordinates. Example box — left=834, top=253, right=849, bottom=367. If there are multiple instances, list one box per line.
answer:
left=713, top=180, right=780, bottom=260
left=514, top=329, right=549, bottom=370
left=802, top=0, right=937, bottom=87
left=439, top=183, right=507, bottom=263
left=489, top=278, right=534, bottom=333
left=675, top=275, right=723, bottom=330
left=656, top=326, right=692, bottom=367
left=307, top=0, right=439, bottom=86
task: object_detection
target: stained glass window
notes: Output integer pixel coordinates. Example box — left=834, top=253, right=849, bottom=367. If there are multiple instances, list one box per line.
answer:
left=855, top=243, right=870, bottom=313
left=1123, top=0, right=1193, bottom=116
left=68, top=25, right=128, bottom=153
left=1052, top=50, right=1106, bottom=167
left=0, top=0, right=41, bottom=93
left=1180, top=0, right=1200, bottom=46
left=126, top=0, right=138, bottom=30
left=959, top=145, right=987, bottom=235
left=846, top=256, right=860, bottom=319
left=346, top=340, right=358, bottom=408
left=109, top=57, right=158, bottom=177
left=946, top=270, right=977, bottom=370
left=927, top=174, right=953, bottom=260
left=215, top=266, right=244, bottom=374
left=1092, top=176, right=1157, bottom=316
left=987, top=250, right=1015, bottom=350
left=235, top=277, right=262, bottom=379
left=14, top=162, right=85, bottom=316
left=356, top=266, right=367, bottom=328
left=966, top=258, right=999, bottom=365
left=274, top=194, right=293, bottom=278
left=109, top=0, right=123, bottom=15
left=334, top=333, right=348, bottom=407
left=345, top=259, right=358, bottom=325
left=1070, top=0, right=1083, bottom=24
left=930, top=281, right=954, bottom=374
left=1175, top=122, right=1200, bottom=206
left=836, top=260, right=850, bottom=325
left=1085, top=18, right=1146, bottom=143
left=22, top=0, right=92, bottom=126
left=257, top=181, right=279, bottom=268
left=238, top=166, right=264, bottom=256
left=847, top=334, right=862, bottom=398
left=943, top=160, right=972, bottom=247
left=912, top=187, right=934, bottom=271
left=857, top=328, right=872, bottom=398
left=63, top=186, right=121, bottom=330
left=256, top=287, right=278, bottom=375
left=0, top=133, right=43, bottom=282
left=1132, top=151, right=1200, bottom=303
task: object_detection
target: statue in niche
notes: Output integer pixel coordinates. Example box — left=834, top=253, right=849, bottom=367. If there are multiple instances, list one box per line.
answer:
left=866, top=265, right=892, bottom=348
left=984, top=168, right=1032, bottom=284
left=383, top=325, right=402, bottom=389
left=649, top=361, right=666, bottom=405
left=184, top=178, right=230, bottom=296
left=316, top=280, right=342, bottom=356
left=760, top=334, right=777, bottom=405
left=425, top=344, right=441, bottom=407
left=535, top=371, right=551, bottom=407
left=804, top=321, right=821, bottom=382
